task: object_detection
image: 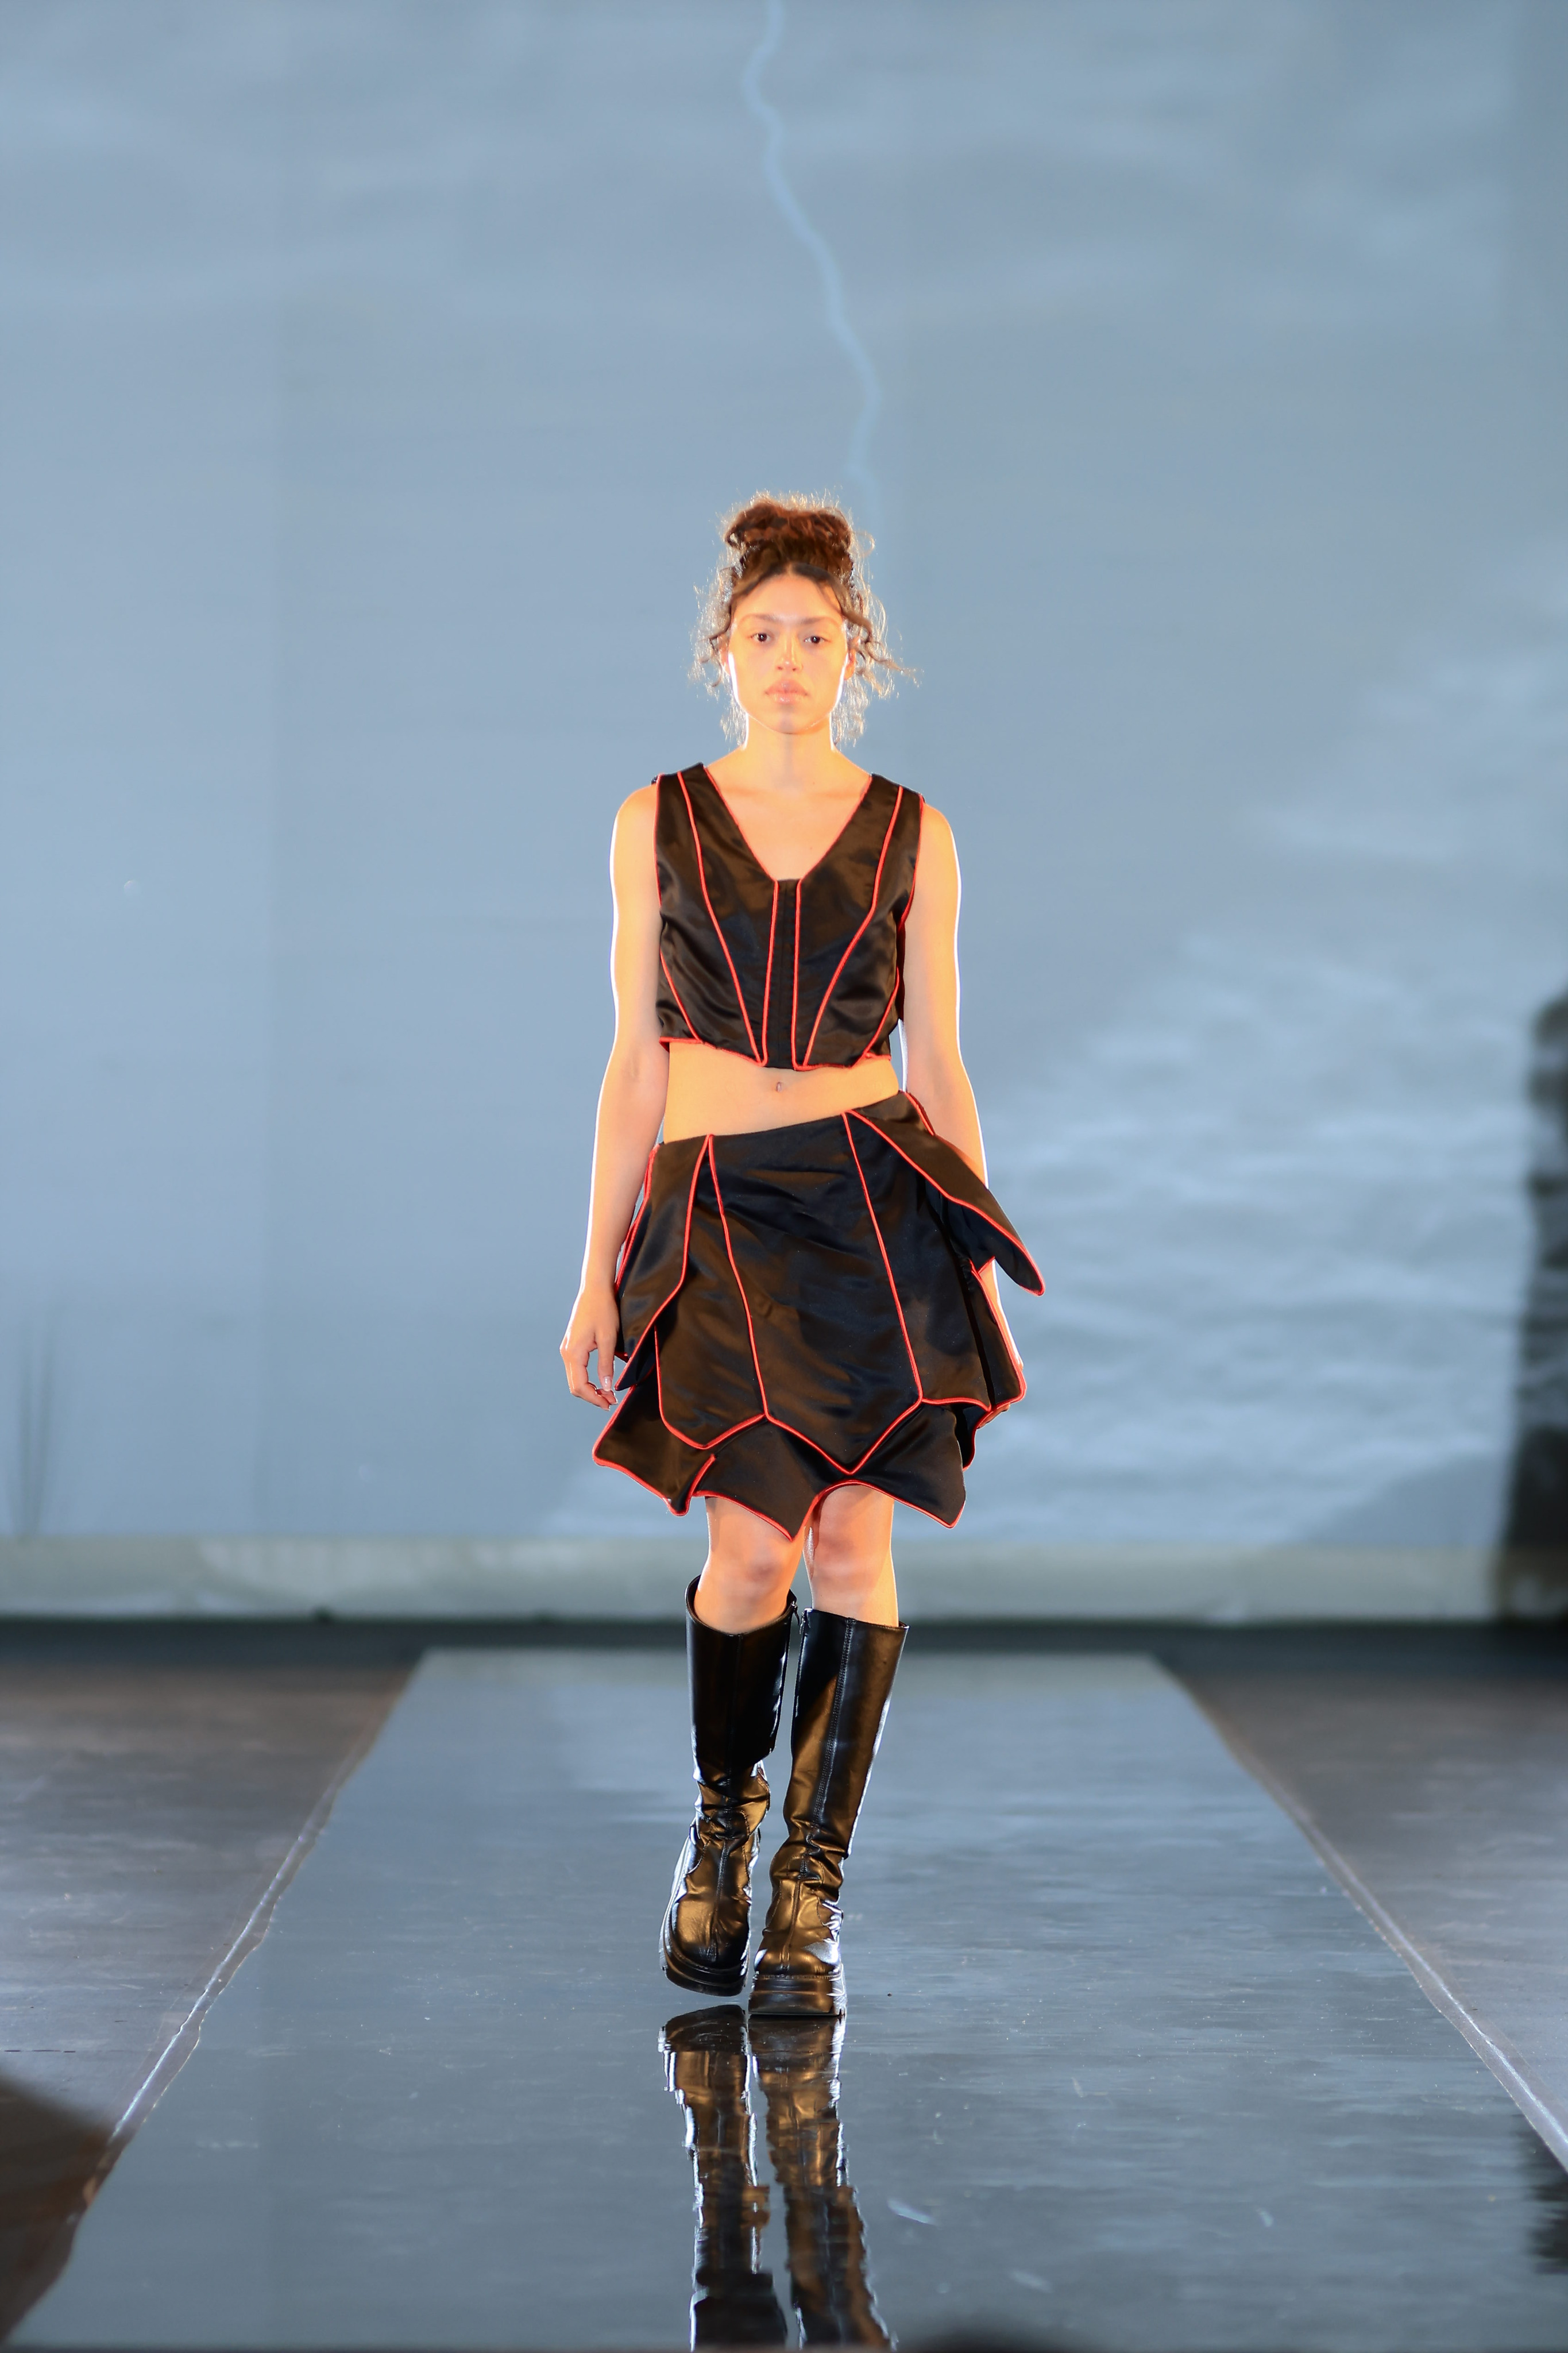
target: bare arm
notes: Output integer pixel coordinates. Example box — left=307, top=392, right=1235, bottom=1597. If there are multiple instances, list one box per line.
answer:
left=901, top=804, right=1019, bottom=1368
left=559, top=786, right=669, bottom=1409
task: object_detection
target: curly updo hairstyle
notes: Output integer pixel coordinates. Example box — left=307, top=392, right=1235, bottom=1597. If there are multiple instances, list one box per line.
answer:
left=693, top=493, right=904, bottom=745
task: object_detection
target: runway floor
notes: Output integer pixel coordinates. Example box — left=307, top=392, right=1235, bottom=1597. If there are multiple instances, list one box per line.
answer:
left=4, top=1627, right=1568, bottom=2348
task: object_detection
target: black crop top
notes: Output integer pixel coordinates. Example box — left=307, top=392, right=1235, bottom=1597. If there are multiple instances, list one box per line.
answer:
left=655, top=766, right=922, bottom=1070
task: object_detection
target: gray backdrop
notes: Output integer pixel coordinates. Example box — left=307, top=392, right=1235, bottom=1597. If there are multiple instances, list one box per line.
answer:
left=2, top=0, right=1566, bottom=1546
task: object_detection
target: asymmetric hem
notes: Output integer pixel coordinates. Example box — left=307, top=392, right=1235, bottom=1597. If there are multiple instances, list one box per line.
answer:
left=593, top=1093, right=1043, bottom=1536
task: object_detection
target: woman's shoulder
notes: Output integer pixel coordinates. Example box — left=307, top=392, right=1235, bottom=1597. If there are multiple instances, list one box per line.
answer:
left=609, top=783, right=660, bottom=878
left=873, top=771, right=928, bottom=814
left=615, top=779, right=660, bottom=831
left=617, top=763, right=710, bottom=822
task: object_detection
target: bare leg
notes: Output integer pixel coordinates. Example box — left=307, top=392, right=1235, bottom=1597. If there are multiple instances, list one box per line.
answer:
left=802, top=1485, right=899, bottom=1626
left=696, top=1498, right=804, bottom=1633
left=698, top=1486, right=899, bottom=1632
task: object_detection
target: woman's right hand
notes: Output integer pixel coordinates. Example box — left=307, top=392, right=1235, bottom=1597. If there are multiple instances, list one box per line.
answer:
left=560, top=1282, right=621, bottom=1409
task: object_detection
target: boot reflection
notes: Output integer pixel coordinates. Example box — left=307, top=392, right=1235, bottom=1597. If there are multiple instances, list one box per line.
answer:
left=661, top=2008, right=788, bottom=2347
left=749, top=2017, right=892, bottom=2348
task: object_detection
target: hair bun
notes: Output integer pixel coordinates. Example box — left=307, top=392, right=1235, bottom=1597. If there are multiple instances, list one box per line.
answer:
left=692, top=491, right=906, bottom=747
left=724, top=499, right=853, bottom=580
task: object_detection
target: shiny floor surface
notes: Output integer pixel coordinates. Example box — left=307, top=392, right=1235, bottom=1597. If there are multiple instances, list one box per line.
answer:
left=0, top=1649, right=408, bottom=2340
left=18, top=1648, right=1568, bottom=2350
left=1184, top=1648, right=1568, bottom=2171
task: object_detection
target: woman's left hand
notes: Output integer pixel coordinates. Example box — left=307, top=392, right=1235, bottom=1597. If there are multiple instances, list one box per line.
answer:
left=560, top=1281, right=621, bottom=1410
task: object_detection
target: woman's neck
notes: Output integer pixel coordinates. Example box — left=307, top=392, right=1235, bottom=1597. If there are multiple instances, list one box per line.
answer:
left=711, top=723, right=863, bottom=801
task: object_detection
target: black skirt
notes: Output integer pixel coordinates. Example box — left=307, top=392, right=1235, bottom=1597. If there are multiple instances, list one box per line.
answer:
left=594, top=1094, right=1043, bottom=1536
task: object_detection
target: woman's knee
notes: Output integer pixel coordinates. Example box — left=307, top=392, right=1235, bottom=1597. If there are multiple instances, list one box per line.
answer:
left=707, top=1506, right=793, bottom=1579
left=697, top=1499, right=798, bottom=1625
left=809, top=1484, right=892, bottom=1561
left=804, top=1486, right=894, bottom=1613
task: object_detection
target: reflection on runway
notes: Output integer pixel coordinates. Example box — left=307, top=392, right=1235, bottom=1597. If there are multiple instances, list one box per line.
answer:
left=663, top=2011, right=890, bottom=2348
left=1500, top=984, right=1568, bottom=1614
left=20, top=1652, right=1568, bottom=2350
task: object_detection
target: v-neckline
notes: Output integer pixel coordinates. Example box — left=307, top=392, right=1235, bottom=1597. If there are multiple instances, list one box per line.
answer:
left=698, top=765, right=877, bottom=888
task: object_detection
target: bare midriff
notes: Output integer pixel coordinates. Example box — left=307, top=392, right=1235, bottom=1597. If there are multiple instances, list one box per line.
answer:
left=662, top=1037, right=902, bottom=1141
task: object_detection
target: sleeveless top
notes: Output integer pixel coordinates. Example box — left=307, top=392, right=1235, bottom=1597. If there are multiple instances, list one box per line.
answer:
left=655, top=766, right=922, bottom=1070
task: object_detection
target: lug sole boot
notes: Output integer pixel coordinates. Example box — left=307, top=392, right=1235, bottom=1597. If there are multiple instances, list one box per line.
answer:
left=749, top=2016, right=891, bottom=2347
left=748, top=1607, right=907, bottom=2019
left=662, top=1579, right=795, bottom=1998
left=661, top=2009, right=788, bottom=2346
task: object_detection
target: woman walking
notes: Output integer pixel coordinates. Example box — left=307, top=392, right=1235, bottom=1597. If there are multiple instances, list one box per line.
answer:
left=561, top=496, right=1041, bottom=2018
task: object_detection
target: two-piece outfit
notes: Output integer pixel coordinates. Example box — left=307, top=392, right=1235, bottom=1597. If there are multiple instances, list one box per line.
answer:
left=594, top=765, right=1042, bottom=2015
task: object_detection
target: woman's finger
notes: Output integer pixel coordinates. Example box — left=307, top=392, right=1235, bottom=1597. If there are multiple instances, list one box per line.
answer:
left=560, top=1330, right=598, bottom=1403
left=560, top=1324, right=617, bottom=1408
left=590, top=1328, right=620, bottom=1409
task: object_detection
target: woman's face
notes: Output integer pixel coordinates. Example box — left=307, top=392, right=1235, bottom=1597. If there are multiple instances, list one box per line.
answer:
left=725, top=573, right=852, bottom=740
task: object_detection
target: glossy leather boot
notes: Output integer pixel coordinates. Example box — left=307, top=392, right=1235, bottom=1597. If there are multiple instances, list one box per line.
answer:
left=662, top=1579, right=794, bottom=1997
left=661, top=2009, right=788, bottom=2348
left=748, top=1608, right=907, bottom=2019
left=750, top=2016, right=890, bottom=2346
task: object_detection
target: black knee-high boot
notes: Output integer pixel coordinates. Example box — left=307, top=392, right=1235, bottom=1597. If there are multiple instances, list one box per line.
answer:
left=661, top=2009, right=788, bottom=2347
left=662, top=1578, right=795, bottom=1997
left=749, top=2017, right=890, bottom=2345
left=748, top=1607, right=907, bottom=2019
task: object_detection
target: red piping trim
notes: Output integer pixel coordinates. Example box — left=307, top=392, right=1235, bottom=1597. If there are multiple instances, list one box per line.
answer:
left=902, top=797, right=924, bottom=934
left=771, top=1393, right=922, bottom=1480
left=706, top=1138, right=771, bottom=1414
left=701, top=764, right=874, bottom=889
left=688, top=1480, right=800, bottom=1541
left=845, top=1108, right=1045, bottom=1289
left=653, top=1336, right=705, bottom=1451
left=658, top=951, right=699, bottom=1044
left=617, top=1145, right=704, bottom=1363
left=797, top=1473, right=964, bottom=1534
left=611, top=1132, right=983, bottom=1476
left=592, top=1431, right=717, bottom=1517
left=677, top=771, right=762, bottom=1063
left=654, top=1331, right=767, bottom=1452
left=790, top=880, right=802, bottom=1069
left=842, top=1113, right=924, bottom=1398
left=761, top=881, right=778, bottom=1064
left=802, top=789, right=902, bottom=1066
left=688, top=1469, right=965, bottom=1537
left=839, top=1394, right=924, bottom=1475
left=712, top=1392, right=925, bottom=1483
left=636, top=1347, right=1015, bottom=1475
left=925, top=1384, right=1021, bottom=1412
left=856, top=977, right=902, bottom=1064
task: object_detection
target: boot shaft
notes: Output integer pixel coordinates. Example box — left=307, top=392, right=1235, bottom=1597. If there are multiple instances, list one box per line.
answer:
left=685, top=1579, right=794, bottom=1796
left=661, top=2009, right=788, bottom=2348
left=779, top=1607, right=908, bottom=1880
left=748, top=2016, right=890, bottom=2347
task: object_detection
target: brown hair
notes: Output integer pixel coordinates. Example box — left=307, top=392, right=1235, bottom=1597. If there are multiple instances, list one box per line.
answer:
left=693, top=493, right=905, bottom=745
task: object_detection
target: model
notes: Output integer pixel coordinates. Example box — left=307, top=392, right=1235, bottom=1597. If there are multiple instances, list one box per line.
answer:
left=561, top=495, right=1041, bottom=2018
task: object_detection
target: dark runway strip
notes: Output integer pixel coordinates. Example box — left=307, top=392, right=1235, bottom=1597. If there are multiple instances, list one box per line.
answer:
left=17, top=1648, right=1568, bottom=2349
left=0, top=1642, right=408, bottom=2340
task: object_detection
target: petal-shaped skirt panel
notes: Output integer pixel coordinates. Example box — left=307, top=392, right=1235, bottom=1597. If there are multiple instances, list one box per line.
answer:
left=594, top=1094, right=1042, bottom=1536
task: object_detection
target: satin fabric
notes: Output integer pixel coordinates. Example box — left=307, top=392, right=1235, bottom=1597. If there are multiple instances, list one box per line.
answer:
left=594, top=1095, right=1044, bottom=1536
left=655, top=767, right=921, bottom=1069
